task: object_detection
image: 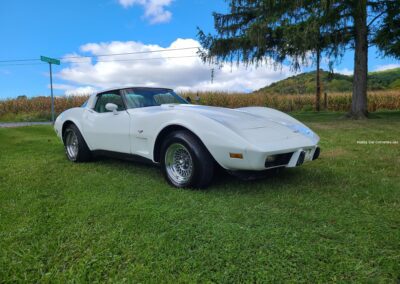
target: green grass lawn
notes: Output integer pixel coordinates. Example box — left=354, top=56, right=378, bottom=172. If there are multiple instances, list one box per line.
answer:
left=1, top=111, right=399, bottom=282
left=0, top=112, right=52, bottom=123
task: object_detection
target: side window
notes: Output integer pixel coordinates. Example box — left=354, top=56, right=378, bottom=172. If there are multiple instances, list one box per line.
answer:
left=94, top=93, right=125, bottom=113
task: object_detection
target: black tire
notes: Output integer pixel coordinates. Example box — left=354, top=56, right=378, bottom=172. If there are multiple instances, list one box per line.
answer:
left=63, top=124, right=92, bottom=162
left=160, top=130, right=214, bottom=189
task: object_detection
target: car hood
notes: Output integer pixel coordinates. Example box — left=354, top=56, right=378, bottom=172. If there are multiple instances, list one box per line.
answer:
left=131, top=104, right=318, bottom=144
left=163, top=104, right=281, bottom=129
left=162, top=104, right=318, bottom=143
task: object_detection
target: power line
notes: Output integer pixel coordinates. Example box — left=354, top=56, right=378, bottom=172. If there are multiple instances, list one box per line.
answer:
left=61, top=46, right=200, bottom=60
left=0, top=55, right=200, bottom=67
left=68, top=55, right=199, bottom=64
left=0, top=58, right=40, bottom=63
left=0, top=62, right=44, bottom=67
left=0, top=46, right=200, bottom=64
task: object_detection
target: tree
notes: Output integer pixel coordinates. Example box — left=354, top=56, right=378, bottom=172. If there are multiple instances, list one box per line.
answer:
left=198, top=0, right=400, bottom=119
left=373, top=0, right=400, bottom=58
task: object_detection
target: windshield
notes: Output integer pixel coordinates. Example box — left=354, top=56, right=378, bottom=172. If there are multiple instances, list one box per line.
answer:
left=122, top=88, right=187, bottom=109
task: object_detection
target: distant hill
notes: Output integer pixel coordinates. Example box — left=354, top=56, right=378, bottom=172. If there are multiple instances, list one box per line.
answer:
left=256, top=68, right=400, bottom=94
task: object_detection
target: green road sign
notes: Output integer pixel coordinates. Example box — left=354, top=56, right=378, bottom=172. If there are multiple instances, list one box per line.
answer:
left=41, top=55, right=59, bottom=124
left=40, top=56, right=60, bottom=65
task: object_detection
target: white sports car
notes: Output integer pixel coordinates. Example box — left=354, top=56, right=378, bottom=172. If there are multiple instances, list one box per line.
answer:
left=54, top=87, right=320, bottom=188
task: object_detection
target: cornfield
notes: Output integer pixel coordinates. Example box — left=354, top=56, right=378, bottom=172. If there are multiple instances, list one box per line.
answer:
left=183, top=90, right=400, bottom=112
left=1, top=91, right=399, bottom=121
left=0, top=96, right=88, bottom=121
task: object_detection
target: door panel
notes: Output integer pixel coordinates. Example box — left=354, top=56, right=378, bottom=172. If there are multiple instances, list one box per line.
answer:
left=82, top=92, right=131, bottom=153
left=83, top=110, right=131, bottom=153
left=128, top=109, right=151, bottom=158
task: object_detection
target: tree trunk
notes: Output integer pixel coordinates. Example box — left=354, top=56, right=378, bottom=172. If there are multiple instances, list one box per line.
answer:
left=350, top=0, right=368, bottom=119
left=316, top=49, right=321, bottom=112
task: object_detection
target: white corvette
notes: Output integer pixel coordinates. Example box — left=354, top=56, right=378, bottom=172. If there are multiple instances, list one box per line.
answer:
left=54, top=87, right=320, bottom=188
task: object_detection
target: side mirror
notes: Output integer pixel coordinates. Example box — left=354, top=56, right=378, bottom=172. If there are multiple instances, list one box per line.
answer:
left=105, top=103, right=118, bottom=114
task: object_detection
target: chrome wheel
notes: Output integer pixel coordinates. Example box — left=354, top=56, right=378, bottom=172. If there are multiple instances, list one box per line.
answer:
left=165, top=143, right=194, bottom=186
left=65, top=130, right=79, bottom=160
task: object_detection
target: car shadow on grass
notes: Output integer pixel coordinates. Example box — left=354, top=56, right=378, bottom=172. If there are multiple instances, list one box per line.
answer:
left=209, top=164, right=341, bottom=194
left=210, top=168, right=301, bottom=191
left=89, top=156, right=339, bottom=194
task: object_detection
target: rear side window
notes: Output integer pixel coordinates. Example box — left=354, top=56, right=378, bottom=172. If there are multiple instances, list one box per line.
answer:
left=94, top=93, right=125, bottom=113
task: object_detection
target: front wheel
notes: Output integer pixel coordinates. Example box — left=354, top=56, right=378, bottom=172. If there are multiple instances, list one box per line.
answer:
left=63, top=124, right=92, bottom=162
left=161, top=131, right=214, bottom=189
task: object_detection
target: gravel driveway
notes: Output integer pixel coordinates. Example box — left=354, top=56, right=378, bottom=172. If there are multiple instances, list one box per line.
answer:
left=0, top=122, right=52, bottom=128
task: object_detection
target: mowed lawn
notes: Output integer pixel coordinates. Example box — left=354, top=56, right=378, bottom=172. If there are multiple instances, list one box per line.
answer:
left=0, top=112, right=399, bottom=282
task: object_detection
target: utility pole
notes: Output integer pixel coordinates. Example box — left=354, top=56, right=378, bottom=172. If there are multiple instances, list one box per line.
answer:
left=49, top=63, right=54, bottom=123
left=40, top=56, right=60, bottom=124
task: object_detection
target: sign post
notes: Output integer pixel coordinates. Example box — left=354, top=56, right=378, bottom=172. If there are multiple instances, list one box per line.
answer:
left=40, top=56, right=60, bottom=124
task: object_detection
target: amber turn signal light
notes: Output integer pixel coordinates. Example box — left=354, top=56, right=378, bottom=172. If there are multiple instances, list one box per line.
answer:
left=229, top=153, right=243, bottom=159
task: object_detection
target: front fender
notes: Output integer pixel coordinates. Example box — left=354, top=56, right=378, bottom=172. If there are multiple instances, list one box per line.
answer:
left=149, top=113, right=255, bottom=169
left=54, top=108, right=87, bottom=143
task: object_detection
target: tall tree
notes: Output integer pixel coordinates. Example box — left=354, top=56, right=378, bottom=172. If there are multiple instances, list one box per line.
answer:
left=373, top=0, right=400, bottom=57
left=198, top=0, right=400, bottom=119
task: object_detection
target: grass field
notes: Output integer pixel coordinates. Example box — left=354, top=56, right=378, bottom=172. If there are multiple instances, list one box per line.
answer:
left=1, top=111, right=399, bottom=282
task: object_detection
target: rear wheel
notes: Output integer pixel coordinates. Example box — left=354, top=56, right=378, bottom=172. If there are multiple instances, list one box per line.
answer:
left=161, top=131, right=214, bottom=189
left=63, top=124, right=91, bottom=162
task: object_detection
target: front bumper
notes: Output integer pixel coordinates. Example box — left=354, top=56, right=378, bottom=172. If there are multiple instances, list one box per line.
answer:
left=244, top=145, right=320, bottom=171
left=215, top=142, right=320, bottom=171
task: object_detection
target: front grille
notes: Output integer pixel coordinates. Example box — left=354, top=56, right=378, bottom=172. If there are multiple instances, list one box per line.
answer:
left=265, top=152, right=294, bottom=168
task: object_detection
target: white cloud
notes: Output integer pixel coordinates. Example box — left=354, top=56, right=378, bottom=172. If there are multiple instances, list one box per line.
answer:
left=118, top=0, right=173, bottom=24
left=65, top=86, right=97, bottom=97
left=51, top=83, right=74, bottom=90
left=48, top=83, right=97, bottom=96
left=57, top=38, right=295, bottom=94
left=374, top=63, right=400, bottom=72
left=334, top=68, right=353, bottom=76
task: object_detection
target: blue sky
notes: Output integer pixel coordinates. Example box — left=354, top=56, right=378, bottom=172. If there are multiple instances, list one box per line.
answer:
left=0, top=0, right=398, bottom=99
